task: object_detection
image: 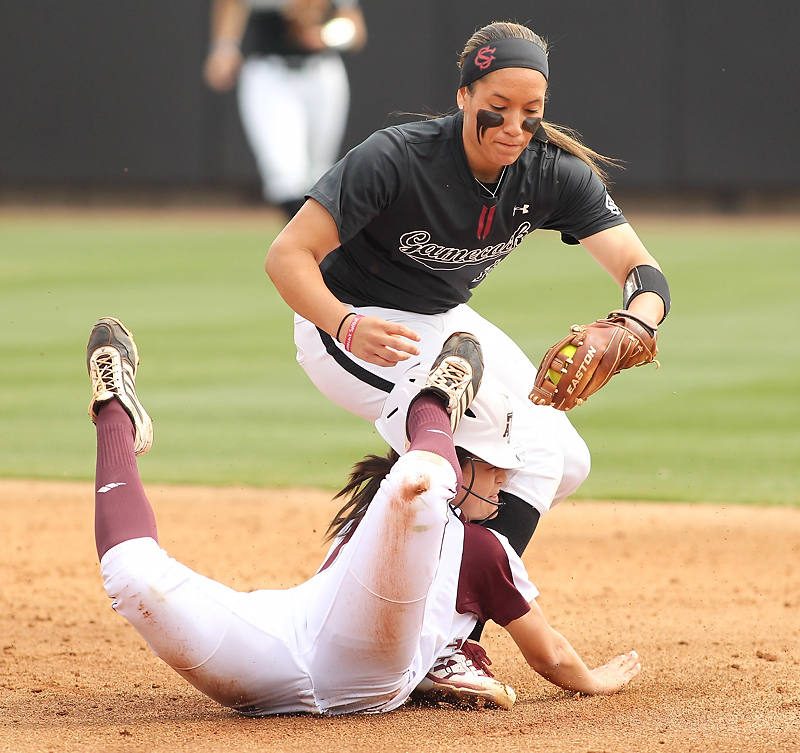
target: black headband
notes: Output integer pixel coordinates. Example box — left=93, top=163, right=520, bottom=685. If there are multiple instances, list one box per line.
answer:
left=459, top=37, right=549, bottom=89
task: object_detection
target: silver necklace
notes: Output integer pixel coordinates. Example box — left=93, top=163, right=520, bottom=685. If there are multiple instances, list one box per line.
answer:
left=474, top=165, right=507, bottom=198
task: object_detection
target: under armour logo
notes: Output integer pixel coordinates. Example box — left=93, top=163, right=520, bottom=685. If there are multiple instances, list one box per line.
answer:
left=513, top=204, right=529, bottom=215
left=97, top=482, right=126, bottom=494
left=475, top=45, right=496, bottom=70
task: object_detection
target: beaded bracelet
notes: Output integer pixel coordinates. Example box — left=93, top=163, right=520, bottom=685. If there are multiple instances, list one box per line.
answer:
left=335, top=312, right=356, bottom=342
left=344, top=314, right=364, bottom=353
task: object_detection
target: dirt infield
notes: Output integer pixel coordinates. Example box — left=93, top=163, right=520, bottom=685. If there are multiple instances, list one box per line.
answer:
left=1, top=479, right=798, bottom=753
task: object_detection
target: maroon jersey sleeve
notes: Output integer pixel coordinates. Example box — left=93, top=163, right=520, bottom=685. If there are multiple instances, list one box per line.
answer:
left=456, top=522, right=532, bottom=627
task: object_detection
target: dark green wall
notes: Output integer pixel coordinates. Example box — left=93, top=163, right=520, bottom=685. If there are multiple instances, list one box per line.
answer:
left=0, top=1, right=796, bottom=193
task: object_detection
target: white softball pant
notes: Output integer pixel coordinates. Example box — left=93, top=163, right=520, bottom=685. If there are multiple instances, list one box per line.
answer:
left=100, top=451, right=456, bottom=716
left=294, top=304, right=591, bottom=516
left=237, top=53, right=350, bottom=204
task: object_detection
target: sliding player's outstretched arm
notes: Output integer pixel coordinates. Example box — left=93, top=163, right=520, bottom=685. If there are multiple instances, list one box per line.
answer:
left=504, top=599, right=641, bottom=695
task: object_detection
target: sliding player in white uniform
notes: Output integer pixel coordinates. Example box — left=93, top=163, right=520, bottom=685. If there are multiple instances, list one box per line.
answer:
left=87, top=318, right=640, bottom=714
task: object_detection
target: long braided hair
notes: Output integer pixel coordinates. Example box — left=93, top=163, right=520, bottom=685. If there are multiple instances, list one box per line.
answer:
left=325, top=448, right=399, bottom=542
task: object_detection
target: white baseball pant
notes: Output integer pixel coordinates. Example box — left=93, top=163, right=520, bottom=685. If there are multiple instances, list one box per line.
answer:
left=100, top=451, right=457, bottom=716
left=294, top=304, right=591, bottom=516
left=237, top=53, right=350, bottom=204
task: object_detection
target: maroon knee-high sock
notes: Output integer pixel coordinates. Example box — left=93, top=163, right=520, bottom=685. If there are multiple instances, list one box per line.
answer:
left=406, top=393, right=462, bottom=490
left=94, top=397, right=157, bottom=560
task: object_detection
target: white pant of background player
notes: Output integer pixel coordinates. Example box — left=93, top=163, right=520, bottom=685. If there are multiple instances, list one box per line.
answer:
left=101, top=453, right=482, bottom=715
left=238, top=54, right=350, bottom=205
left=295, top=304, right=591, bottom=516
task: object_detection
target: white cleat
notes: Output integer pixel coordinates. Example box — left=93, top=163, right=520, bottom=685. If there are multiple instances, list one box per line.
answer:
left=86, top=317, right=153, bottom=456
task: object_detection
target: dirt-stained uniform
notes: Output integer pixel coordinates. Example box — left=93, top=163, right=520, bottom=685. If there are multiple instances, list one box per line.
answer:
left=101, top=451, right=537, bottom=715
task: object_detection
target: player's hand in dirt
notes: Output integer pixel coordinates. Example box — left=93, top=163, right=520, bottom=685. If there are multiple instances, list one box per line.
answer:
left=348, top=317, right=421, bottom=367
left=589, top=650, right=641, bottom=694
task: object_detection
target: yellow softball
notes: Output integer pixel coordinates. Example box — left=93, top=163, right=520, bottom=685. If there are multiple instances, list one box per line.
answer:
left=548, top=344, right=578, bottom=385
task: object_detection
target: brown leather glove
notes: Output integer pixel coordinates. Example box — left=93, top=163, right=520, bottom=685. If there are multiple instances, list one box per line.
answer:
left=529, top=311, right=659, bottom=411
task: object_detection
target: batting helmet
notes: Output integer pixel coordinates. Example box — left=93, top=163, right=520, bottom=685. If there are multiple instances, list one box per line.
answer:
left=453, top=386, right=524, bottom=470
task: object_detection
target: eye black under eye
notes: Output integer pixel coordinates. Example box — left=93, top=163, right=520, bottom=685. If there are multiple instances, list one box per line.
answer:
left=522, top=116, right=542, bottom=134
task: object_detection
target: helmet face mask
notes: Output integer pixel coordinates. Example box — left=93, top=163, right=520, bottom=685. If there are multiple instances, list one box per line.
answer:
left=451, top=385, right=523, bottom=520
left=452, top=452, right=506, bottom=518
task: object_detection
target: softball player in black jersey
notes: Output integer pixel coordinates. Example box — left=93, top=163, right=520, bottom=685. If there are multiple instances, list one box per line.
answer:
left=266, top=21, right=669, bottom=698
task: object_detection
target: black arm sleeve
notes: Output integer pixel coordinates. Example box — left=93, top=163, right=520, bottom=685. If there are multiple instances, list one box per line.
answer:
left=481, top=491, right=540, bottom=557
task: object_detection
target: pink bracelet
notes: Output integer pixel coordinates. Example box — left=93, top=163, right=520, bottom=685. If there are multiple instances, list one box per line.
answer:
left=344, top=314, right=364, bottom=353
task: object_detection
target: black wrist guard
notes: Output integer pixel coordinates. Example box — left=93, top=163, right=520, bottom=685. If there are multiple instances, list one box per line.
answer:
left=623, top=265, right=671, bottom=322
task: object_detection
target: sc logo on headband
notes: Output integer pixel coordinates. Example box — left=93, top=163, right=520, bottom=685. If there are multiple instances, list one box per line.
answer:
left=475, top=45, right=497, bottom=70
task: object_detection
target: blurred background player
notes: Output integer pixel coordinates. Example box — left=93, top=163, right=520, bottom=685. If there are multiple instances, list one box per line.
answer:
left=87, top=319, right=641, bottom=714
left=203, top=0, right=366, bottom=218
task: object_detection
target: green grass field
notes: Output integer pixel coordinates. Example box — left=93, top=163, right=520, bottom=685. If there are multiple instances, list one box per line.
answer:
left=1, top=211, right=798, bottom=505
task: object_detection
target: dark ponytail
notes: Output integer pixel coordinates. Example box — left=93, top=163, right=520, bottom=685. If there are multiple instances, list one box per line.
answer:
left=325, top=448, right=400, bottom=542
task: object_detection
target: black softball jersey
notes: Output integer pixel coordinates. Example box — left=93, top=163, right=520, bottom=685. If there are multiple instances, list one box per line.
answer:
left=308, top=111, right=626, bottom=315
